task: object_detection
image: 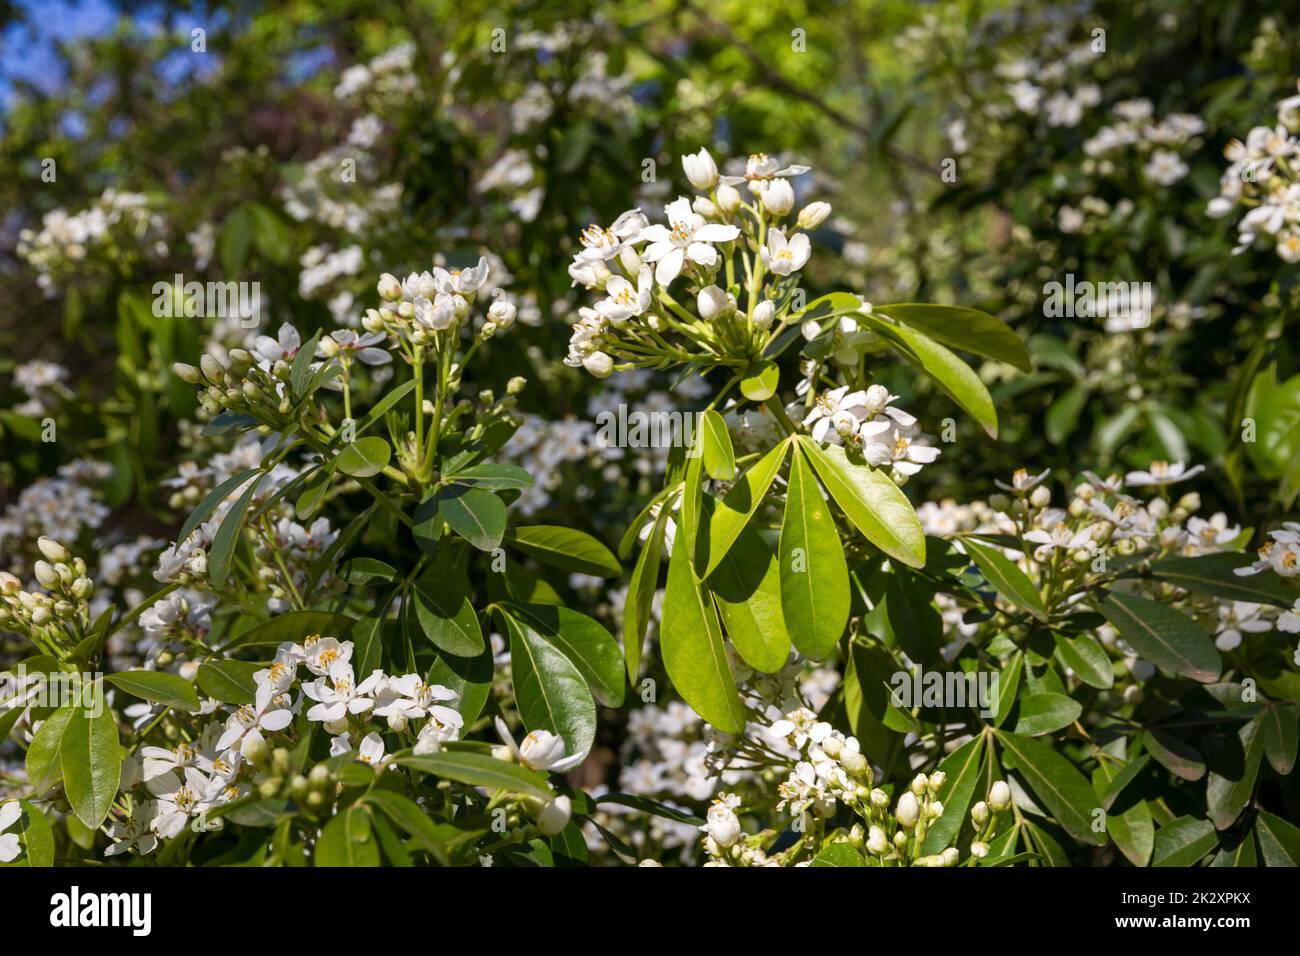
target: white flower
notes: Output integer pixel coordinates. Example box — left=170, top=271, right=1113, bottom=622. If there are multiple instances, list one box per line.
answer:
left=1023, top=523, right=1093, bottom=557
left=1144, top=150, right=1190, bottom=186
left=1124, top=461, right=1205, bottom=487
left=1278, top=598, right=1300, bottom=633
left=373, top=674, right=462, bottom=734
left=414, top=293, right=457, bottom=330
left=214, top=686, right=295, bottom=755
left=702, top=794, right=743, bottom=848
left=356, top=731, right=389, bottom=768
left=253, top=323, right=302, bottom=367
left=302, top=662, right=379, bottom=722
left=583, top=350, right=614, bottom=378
left=718, top=152, right=810, bottom=188
left=320, top=330, right=391, bottom=365
left=760, top=228, right=810, bottom=275
left=595, top=266, right=652, bottom=323
left=1214, top=602, right=1273, bottom=652
left=0, top=802, right=22, bottom=863
left=758, top=178, right=795, bottom=215
left=495, top=716, right=585, bottom=772
left=797, top=201, right=832, bottom=230
left=147, top=767, right=211, bottom=839
left=682, top=148, right=719, bottom=190
left=640, top=197, right=740, bottom=286
left=996, top=468, right=1052, bottom=494
left=537, top=795, right=573, bottom=836
left=433, top=257, right=489, bottom=295
left=696, top=285, right=734, bottom=320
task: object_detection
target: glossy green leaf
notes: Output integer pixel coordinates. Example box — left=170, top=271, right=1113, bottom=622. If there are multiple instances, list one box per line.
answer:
left=661, top=538, right=747, bottom=733
left=1206, top=717, right=1264, bottom=830
left=61, top=682, right=123, bottom=829
left=962, top=537, right=1047, bottom=622
left=1100, top=591, right=1221, bottom=683
left=437, top=486, right=506, bottom=552
left=1255, top=811, right=1300, bottom=866
left=506, top=525, right=620, bottom=577
left=992, top=651, right=1023, bottom=728
left=1261, top=704, right=1298, bottom=775
left=395, top=751, right=553, bottom=800
left=315, top=805, right=379, bottom=866
left=208, top=478, right=258, bottom=587
left=1053, top=632, right=1113, bottom=689
left=1094, top=761, right=1153, bottom=867
left=623, top=505, right=669, bottom=683
left=800, top=437, right=925, bottom=569
left=700, top=408, right=736, bottom=481
left=219, top=610, right=354, bottom=651
left=178, top=468, right=260, bottom=546
left=25, top=703, right=74, bottom=796
left=412, top=580, right=485, bottom=657
left=196, top=659, right=262, bottom=705
left=1012, top=693, right=1082, bottom=735
left=872, top=303, right=1032, bottom=372
left=362, top=790, right=449, bottom=864
left=444, top=462, right=535, bottom=490
left=335, top=436, right=391, bottom=478
left=698, top=438, right=789, bottom=577
left=1148, top=553, right=1296, bottom=608
left=707, top=523, right=790, bottom=673
left=779, top=444, right=849, bottom=660
left=506, top=603, right=625, bottom=708
left=810, top=844, right=865, bottom=866
left=499, top=608, right=597, bottom=758
left=105, top=670, right=199, bottom=712
left=920, top=734, right=985, bottom=855
left=739, top=359, right=778, bottom=400
left=1152, top=816, right=1217, bottom=867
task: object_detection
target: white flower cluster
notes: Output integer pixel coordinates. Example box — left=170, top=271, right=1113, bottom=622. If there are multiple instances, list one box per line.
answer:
left=280, top=122, right=403, bottom=237
left=104, top=633, right=464, bottom=857
left=17, top=189, right=168, bottom=292
left=10, top=359, right=69, bottom=417
left=1081, top=99, right=1205, bottom=186
left=802, top=383, right=938, bottom=482
left=0, top=460, right=111, bottom=576
left=333, top=43, right=418, bottom=104
left=1205, top=80, right=1300, bottom=261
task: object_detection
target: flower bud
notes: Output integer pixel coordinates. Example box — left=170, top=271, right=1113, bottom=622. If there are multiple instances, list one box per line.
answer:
left=970, top=801, right=989, bottom=826
left=704, top=803, right=742, bottom=848
left=1030, top=486, right=1052, bottom=508
left=751, top=300, right=776, bottom=330
left=308, top=764, right=331, bottom=788
left=378, top=273, right=402, bottom=301
left=970, top=841, right=989, bottom=859
left=244, top=735, right=270, bottom=767
left=759, top=178, right=795, bottom=215
left=989, top=780, right=1012, bottom=812
left=31, top=606, right=51, bottom=626
left=692, top=197, right=718, bottom=218
left=697, top=285, right=734, bottom=320
left=941, top=847, right=960, bottom=867
left=895, top=790, right=919, bottom=828
left=928, top=771, right=946, bottom=795
left=37, top=536, right=70, bottom=563
left=716, top=184, right=741, bottom=214
left=583, top=351, right=614, bottom=378
left=870, top=788, right=889, bottom=809
left=488, top=300, right=517, bottom=328
left=200, top=354, right=224, bottom=383
left=910, top=773, right=928, bottom=796
left=537, top=795, right=572, bottom=837
left=866, top=826, right=889, bottom=855
left=173, top=362, right=202, bottom=384
left=34, top=561, right=60, bottom=590
left=0, top=571, right=20, bottom=594
left=683, top=147, right=719, bottom=190
left=71, top=577, right=94, bottom=600
left=801, top=319, right=821, bottom=340
left=506, top=376, right=527, bottom=395
left=797, top=201, right=832, bottom=230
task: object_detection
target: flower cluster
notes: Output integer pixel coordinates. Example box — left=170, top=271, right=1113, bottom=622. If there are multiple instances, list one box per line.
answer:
left=1081, top=99, right=1206, bottom=186
left=1205, top=79, right=1300, bottom=261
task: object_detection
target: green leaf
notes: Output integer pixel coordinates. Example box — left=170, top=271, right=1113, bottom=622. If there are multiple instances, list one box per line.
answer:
left=505, top=525, right=620, bottom=577
left=1094, top=762, right=1153, bottom=868
left=340, top=557, right=398, bottom=585
left=992, top=652, right=1023, bottom=728
left=779, top=444, right=849, bottom=659
left=707, top=524, right=791, bottom=673
left=290, top=329, right=322, bottom=401
left=700, top=408, right=736, bottom=481
left=362, top=790, right=449, bottom=864
left=335, top=436, right=392, bottom=478
left=698, top=438, right=789, bottom=578
left=1144, top=729, right=1206, bottom=782
left=1053, top=632, right=1113, bottom=689
left=61, top=681, right=123, bottom=829
left=219, top=610, right=354, bottom=651
left=178, top=468, right=260, bottom=546
left=1206, top=717, right=1264, bottom=830
left=1100, top=754, right=1150, bottom=811
left=196, top=659, right=263, bottom=705
left=499, top=608, right=597, bottom=758
left=739, top=359, right=778, bottom=400
left=218, top=204, right=252, bottom=275
left=505, top=603, right=625, bottom=708
left=26, top=703, right=74, bottom=796
left=799, top=437, right=926, bottom=569
left=412, top=580, right=485, bottom=657
left=1045, top=383, right=1088, bottom=445
left=395, top=751, right=552, bottom=801
left=444, top=462, right=535, bottom=491
left=437, top=486, right=506, bottom=552
left=1261, top=705, right=1298, bottom=775
left=623, top=505, right=669, bottom=683
left=961, top=537, right=1047, bottom=621
left=425, top=642, right=493, bottom=727
left=105, top=670, right=199, bottom=712
left=1147, top=553, right=1296, bottom=608
left=810, top=844, right=865, bottom=866
left=1152, top=816, right=1217, bottom=867
left=315, top=805, right=379, bottom=866
left=661, top=537, right=747, bottom=733
left=593, top=792, right=704, bottom=826
left=996, top=730, right=1105, bottom=846
left=1255, top=811, right=1300, bottom=866
left=1012, top=693, right=1082, bottom=735
left=859, top=313, right=998, bottom=438
left=920, top=734, right=985, bottom=855
left=208, top=478, right=259, bottom=587
left=295, top=466, right=332, bottom=520
left=0, top=801, right=54, bottom=867
left=1099, top=591, right=1221, bottom=683
left=872, top=303, right=1032, bottom=372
